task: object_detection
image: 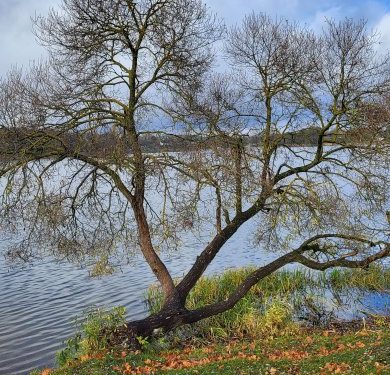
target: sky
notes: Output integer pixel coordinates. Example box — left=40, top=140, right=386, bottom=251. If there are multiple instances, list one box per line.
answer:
left=1, top=0, right=390, bottom=76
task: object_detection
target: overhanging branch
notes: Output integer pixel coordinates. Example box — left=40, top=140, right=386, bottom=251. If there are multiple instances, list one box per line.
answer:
left=183, top=242, right=389, bottom=324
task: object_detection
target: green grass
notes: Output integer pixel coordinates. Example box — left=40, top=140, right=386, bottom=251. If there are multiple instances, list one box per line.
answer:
left=148, top=265, right=390, bottom=313
left=33, top=321, right=390, bottom=374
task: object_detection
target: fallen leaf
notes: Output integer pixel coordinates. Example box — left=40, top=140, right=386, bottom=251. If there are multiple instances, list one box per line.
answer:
left=322, top=362, right=350, bottom=374
left=305, top=336, right=314, bottom=344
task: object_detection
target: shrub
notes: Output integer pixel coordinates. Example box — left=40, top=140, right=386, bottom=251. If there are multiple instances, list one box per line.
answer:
left=56, top=306, right=126, bottom=366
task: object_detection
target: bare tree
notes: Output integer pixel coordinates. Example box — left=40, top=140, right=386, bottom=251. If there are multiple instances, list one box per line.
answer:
left=0, top=4, right=389, bottom=340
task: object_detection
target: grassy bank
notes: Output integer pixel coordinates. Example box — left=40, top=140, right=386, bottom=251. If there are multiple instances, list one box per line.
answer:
left=33, top=320, right=390, bottom=374
left=32, top=265, right=390, bottom=374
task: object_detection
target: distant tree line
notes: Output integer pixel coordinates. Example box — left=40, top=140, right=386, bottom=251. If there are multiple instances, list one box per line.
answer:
left=4, top=125, right=387, bottom=161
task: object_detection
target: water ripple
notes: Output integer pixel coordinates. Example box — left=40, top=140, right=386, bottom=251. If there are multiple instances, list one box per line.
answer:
left=0, top=229, right=276, bottom=375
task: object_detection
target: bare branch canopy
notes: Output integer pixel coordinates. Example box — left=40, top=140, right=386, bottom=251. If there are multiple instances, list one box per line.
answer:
left=0, top=1, right=389, bottom=336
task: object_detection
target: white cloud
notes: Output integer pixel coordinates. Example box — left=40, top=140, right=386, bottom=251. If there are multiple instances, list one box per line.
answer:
left=0, top=0, right=59, bottom=76
left=208, top=0, right=301, bottom=22
left=0, top=0, right=389, bottom=76
left=375, top=13, right=390, bottom=51
left=309, top=6, right=343, bottom=32
left=309, top=0, right=388, bottom=33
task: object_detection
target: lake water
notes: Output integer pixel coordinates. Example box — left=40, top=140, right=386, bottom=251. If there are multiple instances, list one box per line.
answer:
left=0, top=221, right=278, bottom=375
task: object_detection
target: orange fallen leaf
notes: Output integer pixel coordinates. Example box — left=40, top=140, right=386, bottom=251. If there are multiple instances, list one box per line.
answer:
left=336, top=343, right=346, bottom=351
left=123, top=362, right=132, bottom=375
left=322, top=362, right=350, bottom=374
left=305, top=336, right=314, bottom=344
left=79, top=354, right=91, bottom=362
left=318, top=347, right=331, bottom=356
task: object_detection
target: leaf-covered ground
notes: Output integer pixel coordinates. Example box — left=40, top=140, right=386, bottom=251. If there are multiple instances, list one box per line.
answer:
left=35, top=322, right=390, bottom=375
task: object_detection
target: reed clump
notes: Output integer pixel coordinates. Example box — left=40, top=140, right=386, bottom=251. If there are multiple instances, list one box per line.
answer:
left=147, top=265, right=390, bottom=341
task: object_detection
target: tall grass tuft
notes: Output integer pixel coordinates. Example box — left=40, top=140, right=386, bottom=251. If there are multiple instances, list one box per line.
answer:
left=147, top=264, right=390, bottom=341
